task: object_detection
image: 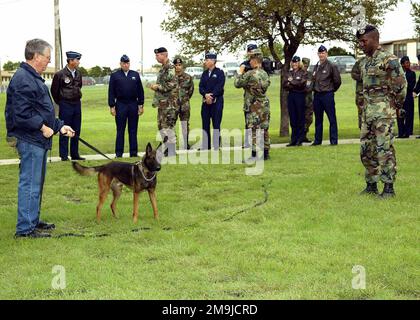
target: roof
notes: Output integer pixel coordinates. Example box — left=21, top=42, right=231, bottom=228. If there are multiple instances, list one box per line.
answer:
left=380, top=38, right=419, bottom=45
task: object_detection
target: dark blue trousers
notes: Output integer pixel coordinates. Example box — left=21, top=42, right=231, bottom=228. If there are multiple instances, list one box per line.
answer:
left=287, top=91, right=306, bottom=144
left=313, top=91, right=338, bottom=145
left=397, top=97, right=414, bottom=137
left=59, top=100, right=81, bottom=159
left=201, top=98, right=224, bottom=150
left=115, top=101, right=139, bottom=157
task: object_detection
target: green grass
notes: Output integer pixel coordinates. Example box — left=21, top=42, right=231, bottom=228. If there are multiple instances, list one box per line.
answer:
left=0, top=74, right=419, bottom=300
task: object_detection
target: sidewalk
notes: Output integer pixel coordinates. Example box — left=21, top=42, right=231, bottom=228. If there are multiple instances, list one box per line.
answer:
left=0, top=138, right=366, bottom=166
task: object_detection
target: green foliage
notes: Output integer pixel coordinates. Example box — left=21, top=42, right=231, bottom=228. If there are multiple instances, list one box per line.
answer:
left=89, top=66, right=103, bottom=78
left=101, top=67, right=112, bottom=77
left=79, top=66, right=89, bottom=76
left=412, top=1, right=420, bottom=37
left=2, top=61, right=20, bottom=72
left=328, top=46, right=355, bottom=57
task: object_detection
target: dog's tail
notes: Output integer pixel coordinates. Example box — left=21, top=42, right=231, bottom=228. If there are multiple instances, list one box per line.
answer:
left=72, top=162, right=102, bottom=176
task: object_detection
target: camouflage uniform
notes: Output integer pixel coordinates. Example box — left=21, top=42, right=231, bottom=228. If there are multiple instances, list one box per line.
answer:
left=234, top=68, right=271, bottom=151
left=175, top=71, right=194, bottom=148
left=357, top=47, right=406, bottom=184
left=152, top=61, right=179, bottom=144
left=302, top=58, right=314, bottom=138
left=351, top=60, right=364, bottom=130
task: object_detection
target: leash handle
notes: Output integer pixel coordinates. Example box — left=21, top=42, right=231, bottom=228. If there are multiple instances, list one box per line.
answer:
left=77, top=136, right=112, bottom=160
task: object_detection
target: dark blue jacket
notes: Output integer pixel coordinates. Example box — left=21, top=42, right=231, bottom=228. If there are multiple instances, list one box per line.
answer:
left=5, top=62, right=64, bottom=150
left=404, top=69, right=416, bottom=103
left=199, top=67, right=225, bottom=103
left=108, top=69, right=144, bottom=107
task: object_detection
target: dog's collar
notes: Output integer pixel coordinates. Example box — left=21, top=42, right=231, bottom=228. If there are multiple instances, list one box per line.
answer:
left=135, top=162, right=156, bottom=182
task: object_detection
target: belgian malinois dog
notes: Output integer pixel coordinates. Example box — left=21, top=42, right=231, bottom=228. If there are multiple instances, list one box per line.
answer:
left=72, top=143, right=162, bottom=223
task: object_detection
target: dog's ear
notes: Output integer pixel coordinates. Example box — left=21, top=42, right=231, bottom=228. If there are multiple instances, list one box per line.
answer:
left=146, top=143, right=152, bottom=154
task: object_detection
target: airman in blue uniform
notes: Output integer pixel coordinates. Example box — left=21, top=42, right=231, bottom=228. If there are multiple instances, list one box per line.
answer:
left=199, top=52, right=226, bottom=150
left=108, top=55, right=145, bottom=158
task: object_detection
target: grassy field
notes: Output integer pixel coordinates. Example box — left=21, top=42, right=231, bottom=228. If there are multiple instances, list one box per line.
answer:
left=0, top=74, right=419, bottom=300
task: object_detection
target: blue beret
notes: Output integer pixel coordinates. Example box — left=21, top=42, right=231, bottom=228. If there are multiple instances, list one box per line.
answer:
left=120, top=55, right=130, bottom=63
left=154, top=47, right=168, bottom=54
left=247, top=44, right=258, bottom=52
left=205, top=52, right=217, bottom=60
left=400, top=56, right=410, bottom=65
left=318, top=45, right=327, bottom=53
left=66, top=51, right=82, bottom=60
left=292, top=56, right=301, bottom=63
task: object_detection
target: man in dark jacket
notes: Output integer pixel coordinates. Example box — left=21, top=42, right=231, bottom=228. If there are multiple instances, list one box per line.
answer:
left=108, top=55, right=145, bottom=158
left=397, top=56, right=416, bottom=138
left=311, top=45, right=342, bottom=146
left=414, top=54, right=420, bottom=139
left=5, top=39, right=75, bottom=238
left=199, top=52, right=226, bottom=150
left=51, top=51, right=84, bottom=161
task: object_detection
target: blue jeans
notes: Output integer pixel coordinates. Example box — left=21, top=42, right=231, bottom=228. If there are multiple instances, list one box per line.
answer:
left=16, top=140, right=48, bottom=235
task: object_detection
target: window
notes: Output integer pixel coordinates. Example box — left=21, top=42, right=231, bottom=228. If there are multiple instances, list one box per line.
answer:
left=393, top=44, right=407, bottom=58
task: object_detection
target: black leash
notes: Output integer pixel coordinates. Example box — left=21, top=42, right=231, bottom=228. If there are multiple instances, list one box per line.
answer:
left=77, top=137, right=112, bottom=160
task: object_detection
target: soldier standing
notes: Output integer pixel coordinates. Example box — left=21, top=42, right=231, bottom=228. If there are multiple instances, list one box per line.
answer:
left=108, top=55, right=145, bottom=158
left=312, top=45, right=342, bottom=146
left=356, top=25, right=406, bottom=198
left=283, top=56, right=308, bottom=147
left=414, top=54, right=420, bottom=139
left=351, top=59, right=364, bottom=130
left=51, top=51, right=84, bottom=161
left=149, top=47, right=179, bottom=157
left=199, top=52, right=225, bottom=150
left=234, top=52, right=271, bottom=160
left=173, top=58, right=194, bottom=150
left=302, top=57, right=314, bottom=142
left=397, top=56, right=416, bottom=138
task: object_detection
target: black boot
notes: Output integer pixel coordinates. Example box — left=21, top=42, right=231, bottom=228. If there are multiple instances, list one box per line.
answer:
left=264, top=149, right=270, bottom=160
left=360, top=182, right=379, bottom=195
left=380, top=183, right=395, bottom=199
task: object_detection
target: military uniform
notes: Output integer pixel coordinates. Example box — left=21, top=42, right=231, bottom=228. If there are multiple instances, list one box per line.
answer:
left=108, top=55, right=144, bottom=158
left=397, top=56, right=416, bottom=138
left=302, top=58, right=314, bottom=141
left=51, top=51, right=83, bottom=160
left=351, top=60, right=364, bottom=130
left=312, top=45, right=342, bottom=145
left=152, top=57, right=179, bottom=147
left=234, top=67, right=271, bottom=154
left=175, top=64, right=194, bottom=149
left=357, top=46, right=406, bottom=186
left=283, top=56, right=308, bottom=146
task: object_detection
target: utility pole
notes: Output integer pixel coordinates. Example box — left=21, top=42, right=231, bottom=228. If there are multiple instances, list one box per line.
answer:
left=140, top=16, right=144, bottom=76
left=54, top=0, right=63, bottom=72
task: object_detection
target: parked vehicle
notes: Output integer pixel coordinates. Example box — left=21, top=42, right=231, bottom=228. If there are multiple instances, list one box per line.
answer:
left=222, top=62, right=240, bottom=78
left=185, top=67, right=203, bottom=79
left=329, top=55, right=356, bottom=73
left=82, top=76, right=96, bottom=86
left=141, top=73, right=158, bottom=83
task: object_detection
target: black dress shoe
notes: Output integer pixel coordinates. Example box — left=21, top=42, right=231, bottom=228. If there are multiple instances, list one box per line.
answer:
left=311, top=142, right=322, bottom=146
left=301, top=137, right=312, bottom=143
left=417, top=136, right=420, bottom=139
left=36, top=221, right=56, bottom=231
left=15, top=230, right=52, bottom=239
left=130, top=154, right=139, bottom=158
left=71, top=156, right=86, bottom=161
left=61, top=157, right=69, bottom=161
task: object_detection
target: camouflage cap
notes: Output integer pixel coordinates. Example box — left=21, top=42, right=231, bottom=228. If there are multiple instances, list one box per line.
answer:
left=302, top=57, right=310, bottom=66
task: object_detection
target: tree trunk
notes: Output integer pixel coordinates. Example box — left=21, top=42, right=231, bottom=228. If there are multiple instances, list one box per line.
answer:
left=279, top=64, right=290, bottom=137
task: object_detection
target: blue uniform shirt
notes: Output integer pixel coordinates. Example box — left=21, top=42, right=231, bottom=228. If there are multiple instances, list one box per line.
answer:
left=108, top=69, right=144, bottom=107
left=199, top=67, right=225, bottom=102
